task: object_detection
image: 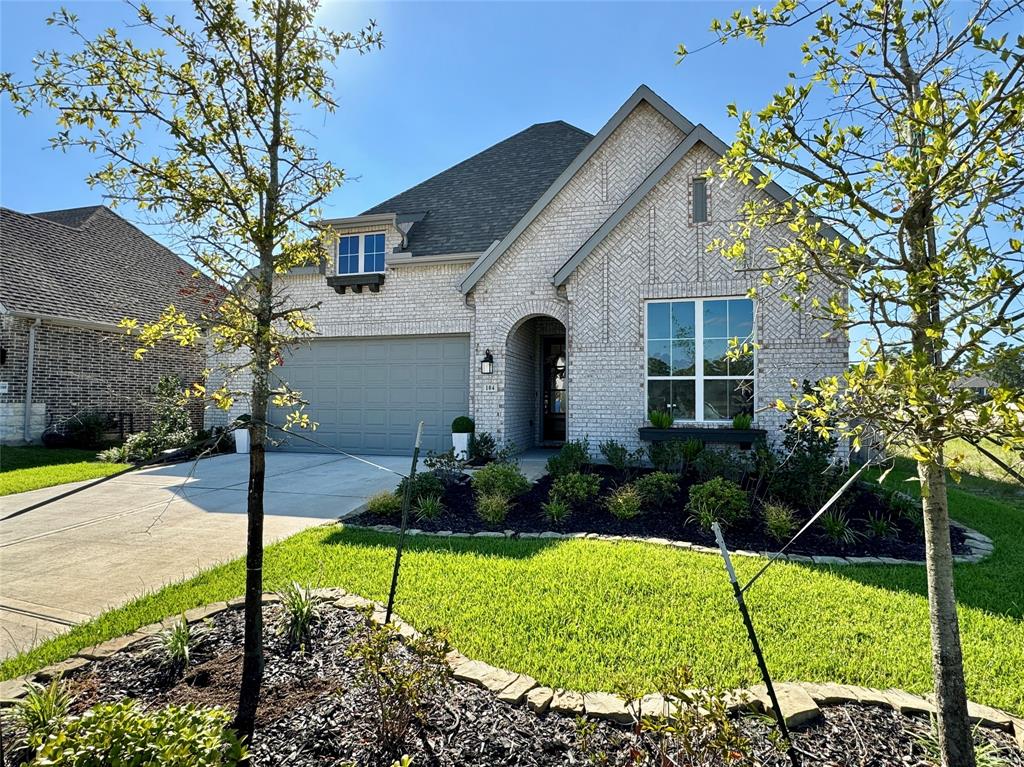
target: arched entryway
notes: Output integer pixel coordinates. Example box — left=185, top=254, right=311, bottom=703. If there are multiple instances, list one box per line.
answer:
left=504, top=315, right=567, bottom=449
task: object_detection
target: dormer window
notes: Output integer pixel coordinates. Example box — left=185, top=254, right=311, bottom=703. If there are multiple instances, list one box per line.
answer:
left=338, top=232, right=386, bottom=275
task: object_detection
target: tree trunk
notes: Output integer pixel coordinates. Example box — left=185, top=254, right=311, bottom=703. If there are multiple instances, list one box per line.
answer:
left=918, top=456, right=975, bottom=767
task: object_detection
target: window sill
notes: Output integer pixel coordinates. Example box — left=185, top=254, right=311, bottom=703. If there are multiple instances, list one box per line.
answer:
left=638, top=425, right=766, bottom=449
left=326, top=273, right=386, bottom=295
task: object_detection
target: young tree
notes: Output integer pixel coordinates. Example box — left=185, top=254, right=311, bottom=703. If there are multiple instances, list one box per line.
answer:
left=2, top=0, right=381, bottom=741
left=679, top=2, right=1023, bottom=764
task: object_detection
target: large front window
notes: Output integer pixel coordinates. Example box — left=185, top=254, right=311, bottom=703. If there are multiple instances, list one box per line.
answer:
left=338, top=232, right=386, bottom=275
left=646, top=298, right=754, bottom=422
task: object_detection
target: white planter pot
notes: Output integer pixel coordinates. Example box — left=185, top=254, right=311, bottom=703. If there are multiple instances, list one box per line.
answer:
left=235, top=427, right=251, bottom=454
left=452, top=431, right=470, bottom=460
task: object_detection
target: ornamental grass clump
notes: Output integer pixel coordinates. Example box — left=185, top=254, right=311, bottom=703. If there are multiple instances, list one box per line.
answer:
left=277, top=581, right=322, bottom=651
left=415, top=494, right=445, bottom=521
left=159, top=615, right=192, bottom=673
left=542, top=497, right=571, bottom=525
left=476, top=493, right=511, bottom=525
left=606, top=484, right=643, bottom=520
left=7, top=677, right=73, bottom=758
left=820, top=509, right=863, bottom=546
left=761, top=501, right=797, bottom=544
left=686, top=477, right=750, bottom=531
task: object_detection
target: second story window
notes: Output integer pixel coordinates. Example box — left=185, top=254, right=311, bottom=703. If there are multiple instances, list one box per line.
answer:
left=692, top=178, right=708, bottom=224
left=338, top=235, right=360, bottom=274
left=338, top=232, right=386, bottom=275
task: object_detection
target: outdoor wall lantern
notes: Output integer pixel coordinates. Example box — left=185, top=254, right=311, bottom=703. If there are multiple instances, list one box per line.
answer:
left=480, top=349, right=494, bottom=375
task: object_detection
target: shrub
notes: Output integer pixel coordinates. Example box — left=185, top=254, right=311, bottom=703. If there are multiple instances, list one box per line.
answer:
left=686, top=477, right=750, bottom=531
left=647, top=440, right=687, bottom=473
left=366, top=491, right=402, bottom=518
left=415, top=494, right=445, bottom=521
left=451, top=416, right=475, bottom=433
left=7, top=678, right=73, bottom=757
left=423, top=448, right=465, bottom=485
left=761, top=501, right=797, bottom=543
left=648, top=409, right=674, bottom=428
left=691, top=445, right=749, bottom=483
left=476, top=493, right=511, bottom=525
left=634, top=471, right=678, bottom=507
left=542, top=497, right=571, bottom=525
left=160, top=616, right=192, bottom=672
left=769, top=385, right=843, bottom=509
left=347, top=610, right=450, bottom=760
left=470, top=431, right=497, bottom=463
left=866, top=509, right=897, bottom=539
left=277, top=581, right=322, bottom=651
left=820, top=509, right=863, bottom=545
left=397, top=471, right=445, bottom=504
left=545, top=438, right=590, bottom=478
left=65, top=410, right=109, bottom=449
left=471, top=462, right=530, bottom=498
left=606, top=484, right=643, bottom=520
left=550, top=471, right=601, bottom=507
left=33, top=699, right=246, bottom=766
left=599, top=439, right=644, bottom=478
left=731, top=412, right=753, bottom=430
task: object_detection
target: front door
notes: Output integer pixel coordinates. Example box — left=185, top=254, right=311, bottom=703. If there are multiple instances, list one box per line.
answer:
left=541, top=338, right=566, bottom=442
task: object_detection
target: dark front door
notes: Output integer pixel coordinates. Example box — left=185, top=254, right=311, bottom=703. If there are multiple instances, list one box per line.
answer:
left=542, top=338, right=566, bottom=442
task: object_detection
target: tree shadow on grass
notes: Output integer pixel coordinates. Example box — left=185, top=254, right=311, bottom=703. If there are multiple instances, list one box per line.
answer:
left=322, top=524, right=562, bottom=561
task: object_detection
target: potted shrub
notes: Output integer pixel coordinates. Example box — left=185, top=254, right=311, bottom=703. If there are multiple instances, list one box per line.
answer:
left=234, top=414, right=252, bottom=454
left=451, top=416, right=474, bottom=460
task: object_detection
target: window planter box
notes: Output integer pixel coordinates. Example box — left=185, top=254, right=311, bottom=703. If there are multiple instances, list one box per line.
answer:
left=638, top=426, right=767, bottom=450
left=326, top=273, right=385, bottom=294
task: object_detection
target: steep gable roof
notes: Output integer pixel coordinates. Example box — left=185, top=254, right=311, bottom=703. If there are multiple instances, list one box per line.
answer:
left=0, top=205, right=221, bottom=327
left=458, top=85, right=695, bottom=294
left=361, top=121, right=593, bottom=257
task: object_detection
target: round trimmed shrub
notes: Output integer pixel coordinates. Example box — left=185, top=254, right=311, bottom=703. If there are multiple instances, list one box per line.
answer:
left=397, top=471, right=445, bottom=503
left=366, top=491, right=402, bottom=519
left=686, top=476, right=750, bottom=531
left=633, top=471, right=678, bottom=507
left=451, top=416, right=475, bottom=434
left=471, top=462, right=530, bottom=498
left=550, top=471, right=601, bottom=507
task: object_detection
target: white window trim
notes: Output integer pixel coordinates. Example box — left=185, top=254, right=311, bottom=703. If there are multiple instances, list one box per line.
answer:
left=337, top=231, right=387, bottom=275
left=644, top=296, right=756, bottom=424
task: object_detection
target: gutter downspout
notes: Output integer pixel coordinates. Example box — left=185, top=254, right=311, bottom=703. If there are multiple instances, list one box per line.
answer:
left=24, top=317, right=41, bottom=442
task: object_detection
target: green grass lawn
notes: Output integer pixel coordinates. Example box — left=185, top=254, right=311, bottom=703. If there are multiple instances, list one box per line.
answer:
left=3, top=457, right=1021, bottom=715
left=0, top=446, right=129, bottom=497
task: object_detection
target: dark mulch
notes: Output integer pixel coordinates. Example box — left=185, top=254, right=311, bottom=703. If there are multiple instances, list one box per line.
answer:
left=4, top=605, right=1020, bottom=767
left=354, top=465, right=970, bottom=559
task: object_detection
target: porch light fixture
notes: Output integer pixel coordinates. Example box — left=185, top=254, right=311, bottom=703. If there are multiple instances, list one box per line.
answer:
left=480, top=349, right=494, bottom=375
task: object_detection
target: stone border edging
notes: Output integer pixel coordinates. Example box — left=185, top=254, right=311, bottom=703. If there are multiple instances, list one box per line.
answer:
left=3, top=589, right=1020, bottom=750
left=341, top=518, right=993, bottom=566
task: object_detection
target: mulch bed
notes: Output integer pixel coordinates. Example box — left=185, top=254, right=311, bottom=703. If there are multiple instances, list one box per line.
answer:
left=4, top=605, right=1020, bottom=766
left=353, top=465, right=970, bottom=560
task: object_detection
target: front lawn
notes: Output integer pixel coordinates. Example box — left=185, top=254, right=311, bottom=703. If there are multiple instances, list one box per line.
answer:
left=0, top=446, right=129, bottom=497
left=3, top=458, right=1021, bottom=716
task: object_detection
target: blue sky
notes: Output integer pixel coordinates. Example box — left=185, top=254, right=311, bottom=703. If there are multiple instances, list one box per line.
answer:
left=1, top=1, right=810, bottom=219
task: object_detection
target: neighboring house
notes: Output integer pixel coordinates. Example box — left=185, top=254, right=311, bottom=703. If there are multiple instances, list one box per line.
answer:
left=954, top=375, right=995, bottom=400
left=0, top=205, right=220, bottom=444
left=214, top=85, right=848, bottom=456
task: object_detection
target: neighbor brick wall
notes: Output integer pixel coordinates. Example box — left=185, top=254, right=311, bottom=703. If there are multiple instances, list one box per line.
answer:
left=0, top=316, right=205, bottom=443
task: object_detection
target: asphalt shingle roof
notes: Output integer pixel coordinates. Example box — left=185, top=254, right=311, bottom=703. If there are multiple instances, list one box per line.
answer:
left=361, top=120, right=593, bottom=257
left=1, top=205, right=221, bottom=326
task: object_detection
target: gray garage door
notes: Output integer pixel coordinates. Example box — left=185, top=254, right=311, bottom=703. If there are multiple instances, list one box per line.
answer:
left=270, top=335, right=469, bottom=455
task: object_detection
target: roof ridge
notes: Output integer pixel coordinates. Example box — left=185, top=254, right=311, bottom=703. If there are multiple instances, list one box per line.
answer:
left=26, top=204, right=107, bottom=230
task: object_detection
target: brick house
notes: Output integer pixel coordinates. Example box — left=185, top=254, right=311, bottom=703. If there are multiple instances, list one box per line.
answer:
left=0, top=205, right=220, bottom=444
left=212, top=85, right=848, bottom=456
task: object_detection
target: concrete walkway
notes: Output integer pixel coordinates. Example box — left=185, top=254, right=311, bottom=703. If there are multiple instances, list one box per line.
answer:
left=0, top=452, right=407, bottom=659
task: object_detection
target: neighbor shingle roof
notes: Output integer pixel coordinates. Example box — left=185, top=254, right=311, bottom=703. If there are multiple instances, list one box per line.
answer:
left=0, top=205, right=222, bottom=326
left=361, top=121, right=593, bottom=257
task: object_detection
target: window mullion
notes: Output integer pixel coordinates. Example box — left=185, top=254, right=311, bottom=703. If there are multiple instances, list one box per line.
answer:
left=695, top=299, right=704, bottom=423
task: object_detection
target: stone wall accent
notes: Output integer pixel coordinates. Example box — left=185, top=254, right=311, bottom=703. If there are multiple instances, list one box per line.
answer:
left=7, top=588, right=1021, bottom=750
left=1, top=316, right=205, bottom=443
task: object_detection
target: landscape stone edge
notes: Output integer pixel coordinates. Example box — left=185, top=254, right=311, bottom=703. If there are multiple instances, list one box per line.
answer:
left=5, top=589, right=1020, bottom=751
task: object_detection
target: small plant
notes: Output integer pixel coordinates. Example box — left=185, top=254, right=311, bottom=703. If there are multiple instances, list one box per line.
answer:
left=347, top=610, right=451, bottom=761
left=397, top=471, right=446, bottom=504
left=160, top=616, right=192, bottom=672
left=542, top=497, right=571, bottom=524
left=470, top=430, right=497, bottom=463
left=819, top=509, right=863, bottom=546
left=551, top=471, right=601, bottom=507
left=606, top=484, right=643, bottom=520
left=731, top=412, right=753, bottom=430
left=648, top=409, right=675, bottom=429
left=415, top=494, right=445, bottom=521
left=692, top=445, right=747, bottom=483
left=471, top=462, right=530, bottom=498
left=277, top=581, right=322, bottom=651
left=423, top=448, right=465, bottom=485
left=633, top=471, right=678, bottom=507
left=476, top=492, right=511, bottom=525
left=366, top=490, right=403, bottom=518
left=451, top=415, right=474, bottom=433
left=7, top=677, right=73, bottom=757
left=865, top=509, right=897, bottom=539
left=33, top=699, right=246, bottom=766
left=761, top=501, right=797, bottom=543
left=686, top=477, right=750, bottom=531
left=646, top=440, right=687, bottom=473
left=545, top=438, right=590, bottom=478
left=915, top=715, right=1004, bottom=767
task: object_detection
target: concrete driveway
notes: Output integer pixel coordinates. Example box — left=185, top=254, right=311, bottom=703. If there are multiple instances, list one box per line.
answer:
left=0, top=452, right=407, bottom=659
